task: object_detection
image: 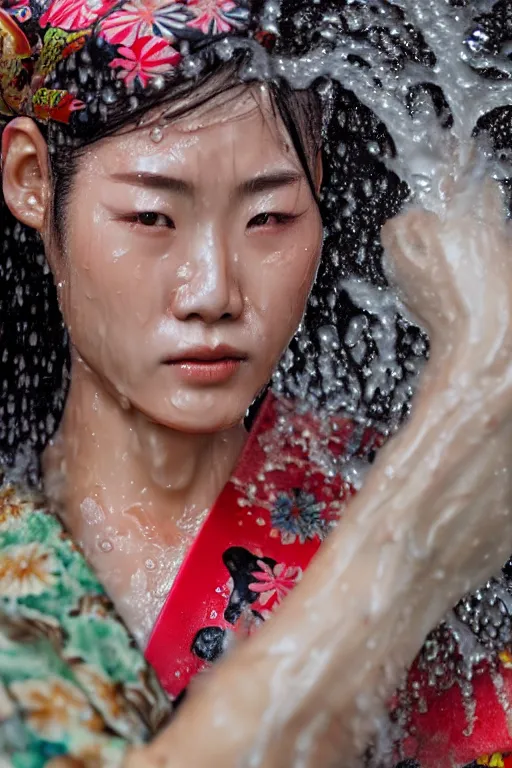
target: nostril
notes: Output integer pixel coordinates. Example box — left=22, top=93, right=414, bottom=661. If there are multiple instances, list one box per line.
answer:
left=220, top=312, right=233, bottom=321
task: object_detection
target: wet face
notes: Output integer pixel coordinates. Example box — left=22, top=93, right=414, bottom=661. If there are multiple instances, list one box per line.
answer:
left=48, top=88, right=323, bottom=433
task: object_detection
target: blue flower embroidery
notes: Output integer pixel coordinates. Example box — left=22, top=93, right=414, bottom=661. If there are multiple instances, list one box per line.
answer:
left=271, top=490, right=327, bottom=544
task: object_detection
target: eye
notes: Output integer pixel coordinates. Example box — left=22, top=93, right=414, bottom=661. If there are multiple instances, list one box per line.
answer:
left=247, top=212, right=296, bottom=229
left=135, top=212, right=175, bottom=228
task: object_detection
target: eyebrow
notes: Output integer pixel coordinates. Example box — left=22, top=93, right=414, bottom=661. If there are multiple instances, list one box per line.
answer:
left=109, top=170, right=303, bottom=199
left=110, top=172, right=193, bottom=197
left=236, top=170, right=303, bottom=197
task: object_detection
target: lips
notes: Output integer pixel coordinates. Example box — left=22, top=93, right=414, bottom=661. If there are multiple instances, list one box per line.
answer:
left=164, top=345, right=247, bottom=365
left=163, top=346, right=247, bottom=385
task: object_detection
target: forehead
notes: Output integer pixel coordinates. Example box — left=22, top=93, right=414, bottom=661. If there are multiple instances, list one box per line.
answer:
left=89, top=86, right=302, bottom=181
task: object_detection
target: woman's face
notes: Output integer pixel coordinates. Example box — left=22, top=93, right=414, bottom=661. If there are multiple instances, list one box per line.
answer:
left=49, top=88, right=323, bottom=433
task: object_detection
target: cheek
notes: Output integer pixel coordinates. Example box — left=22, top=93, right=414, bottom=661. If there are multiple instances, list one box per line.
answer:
left=62, top=217, right=151, bottom=325
left=251, top=232, right=321, bottom=348
left=57, top=218, right=162, bottom=374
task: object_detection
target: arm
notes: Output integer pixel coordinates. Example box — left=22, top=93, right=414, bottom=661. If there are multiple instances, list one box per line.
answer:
left=126, top=177, right=512, bottom=766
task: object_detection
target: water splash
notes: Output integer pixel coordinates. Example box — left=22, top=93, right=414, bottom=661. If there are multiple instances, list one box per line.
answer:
left=264, top=0, right=511, bottom=437
left=247, top=0, right=512, bottom=208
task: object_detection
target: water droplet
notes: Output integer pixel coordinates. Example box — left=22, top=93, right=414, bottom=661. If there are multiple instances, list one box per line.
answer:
left=317, top=324, right=340, bottom=350
left=150, top=126, right=163, bottom=144
left=101, top=86, right=116, bottom=105
left=151, top=75, right=166, bottom=90
left=81, top=497, right=104, bottom=525
left=100, top=539, right=113, bottom=553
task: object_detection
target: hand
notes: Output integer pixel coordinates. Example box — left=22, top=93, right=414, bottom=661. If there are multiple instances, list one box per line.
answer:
left=378, top=175, right=512, bottom=603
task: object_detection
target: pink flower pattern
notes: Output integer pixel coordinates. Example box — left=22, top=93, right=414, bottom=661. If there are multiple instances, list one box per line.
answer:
left=249, top=560, right=302, bottom=607
left=110, top=35, right=181, bottom=86
left=187, top=0, right=241, bottom=35
left=4, top=0, right=252, bottom=128
left=100, top=1, right=190, bottom=46
left=40, top=0, right=119, bottom=31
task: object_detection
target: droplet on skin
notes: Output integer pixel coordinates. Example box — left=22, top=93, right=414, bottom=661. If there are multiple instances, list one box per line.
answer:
left=150, top=126, right=163, bottom=144
left=80, top=497, right=104, bottom=525
left=99, top=539, right=113, bottom=553
left=177, top=262, right=192, bottom=281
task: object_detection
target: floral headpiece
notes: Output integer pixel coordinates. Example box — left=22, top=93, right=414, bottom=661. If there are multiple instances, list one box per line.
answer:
left=0, top=0, right=266, bottom=126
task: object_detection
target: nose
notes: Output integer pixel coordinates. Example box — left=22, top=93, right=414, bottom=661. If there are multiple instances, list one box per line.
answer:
left=170, top=227, right=243, bottom=324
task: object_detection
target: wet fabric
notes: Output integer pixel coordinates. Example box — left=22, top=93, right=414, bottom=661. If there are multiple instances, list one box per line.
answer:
left=146, top=392, right=380, bottom=695
left=0, top=475, right=171, bottom=767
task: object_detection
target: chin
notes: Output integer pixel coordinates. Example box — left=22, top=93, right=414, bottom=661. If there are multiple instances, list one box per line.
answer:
left=139, top=399, right=246, bottom=434
left=131, top=379, right=257, bottom=434
left=159, top=412, right=245, bottom=434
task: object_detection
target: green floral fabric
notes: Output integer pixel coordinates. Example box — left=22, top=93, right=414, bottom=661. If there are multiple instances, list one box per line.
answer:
left=0, top=477, right=171, bottom=767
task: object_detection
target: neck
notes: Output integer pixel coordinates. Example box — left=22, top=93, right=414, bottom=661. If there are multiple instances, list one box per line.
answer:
left=43, top=357, right=247, bottom=543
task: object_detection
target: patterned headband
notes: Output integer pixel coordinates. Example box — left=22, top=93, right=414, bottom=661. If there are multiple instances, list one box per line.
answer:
left=0, top=0, right=269, bottom=127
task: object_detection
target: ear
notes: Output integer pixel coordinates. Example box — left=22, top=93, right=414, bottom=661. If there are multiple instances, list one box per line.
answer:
left=1, top=117, right=50, bottom=232
left=314, top=150, right=323, bottom=195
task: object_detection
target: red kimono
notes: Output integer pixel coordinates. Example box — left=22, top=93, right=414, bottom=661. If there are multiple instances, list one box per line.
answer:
left=146, top=393, right=512, bottom=768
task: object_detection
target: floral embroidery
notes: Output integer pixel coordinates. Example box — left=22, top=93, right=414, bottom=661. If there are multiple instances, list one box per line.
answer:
left=72, top=664, right=137, bottom=735
left=37, top=27, right=92, bottom=77
left=110, top=35, right=181, bottom=86
left=0, top=0, right=255, bottom=126
left=477, top=755, right=510, bottom=767
left=187, top=0, right=248, bottom=35
left=0, top=485, right=29, bottom=528
left=249, top=560, right=302, bottom=606
left=271, top=489, right=327, bottom=544
left=99, top=1, right=190, bottom=46
left=499, top=649, right=512, bottom=668
left=39, top=0, right=119, bottom=32
left=10, top=677, right=104, bottom=740
left=0, top=542, right=57, bottom=597
left=32, top=88, right=86, bottom=123
left=0, top=473, right=172, bottom=764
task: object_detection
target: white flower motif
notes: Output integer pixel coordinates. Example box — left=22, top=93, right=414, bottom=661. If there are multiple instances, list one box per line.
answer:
left=0, top=543, right=57, bottom=597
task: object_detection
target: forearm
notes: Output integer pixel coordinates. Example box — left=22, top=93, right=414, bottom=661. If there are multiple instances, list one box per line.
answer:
left=126, top=364, right=505, bottom=768
left=126, top=474, right=437, bottom=766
